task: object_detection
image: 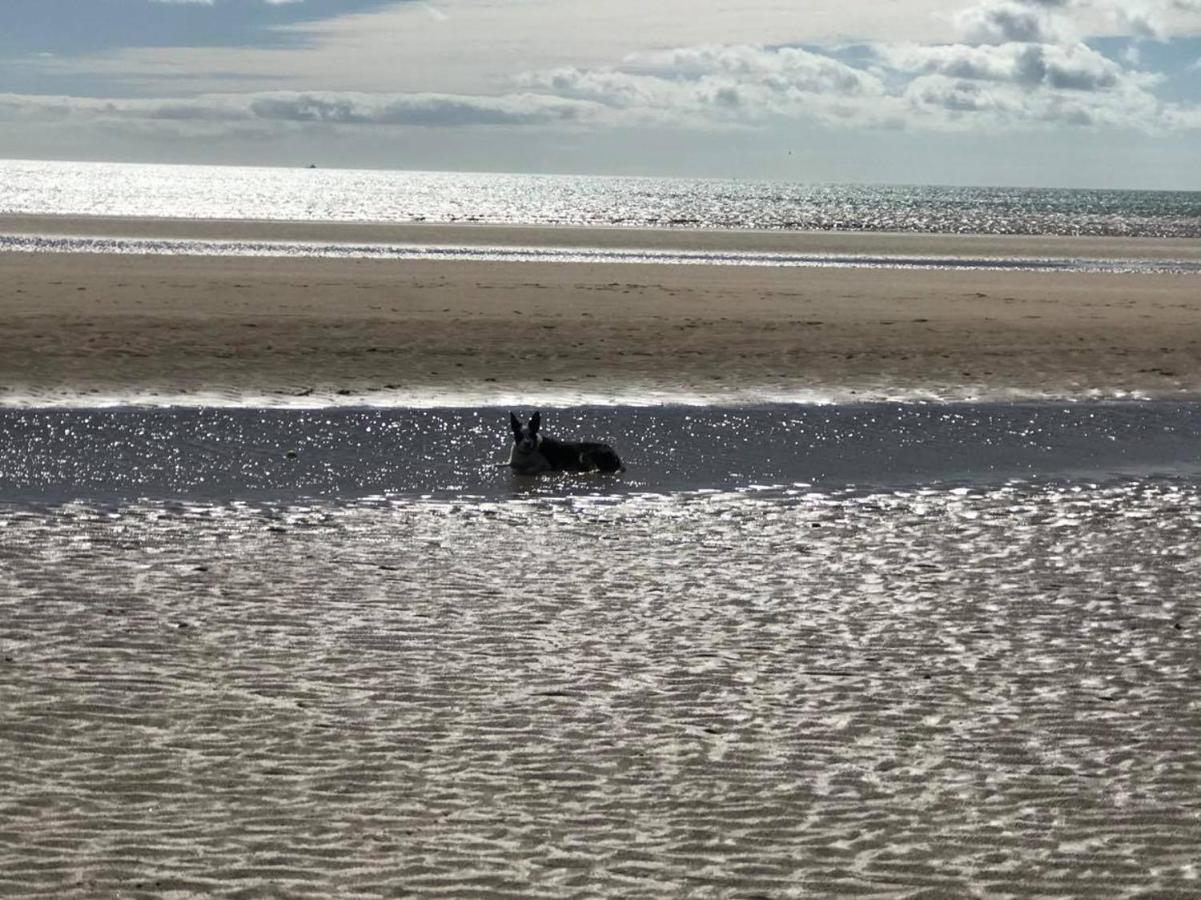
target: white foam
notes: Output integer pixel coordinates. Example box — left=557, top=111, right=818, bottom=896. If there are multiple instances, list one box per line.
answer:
left=0, top=382, right=1149, bottom=410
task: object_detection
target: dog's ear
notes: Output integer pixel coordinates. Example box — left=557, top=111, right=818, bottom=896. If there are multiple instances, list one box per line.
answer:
left=510, top=412, right=522, bottom=435
left=530, top=411, right=541, bottom=433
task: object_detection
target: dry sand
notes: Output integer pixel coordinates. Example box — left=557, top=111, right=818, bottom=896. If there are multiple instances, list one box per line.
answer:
left=3, top=215, right=1201, bottom=404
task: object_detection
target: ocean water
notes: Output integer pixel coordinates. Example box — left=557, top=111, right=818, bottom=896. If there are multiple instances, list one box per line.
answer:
left=2, top=403, right=1200, bottom=895
left=3, top=158, right=1201, bottom=237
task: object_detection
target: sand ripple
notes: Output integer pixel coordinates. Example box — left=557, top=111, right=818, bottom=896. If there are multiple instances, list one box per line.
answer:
left=2, top=484, right=1200, bottom=896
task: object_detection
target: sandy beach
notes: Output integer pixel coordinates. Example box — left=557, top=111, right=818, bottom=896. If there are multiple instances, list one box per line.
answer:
left=4, top=215, right=1201, bottom=897
left=3, top=215, right=1201, bottom=404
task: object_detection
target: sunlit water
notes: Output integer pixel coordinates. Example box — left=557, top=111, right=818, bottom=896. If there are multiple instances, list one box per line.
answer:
left=4, top=402, right=1201, bottom=501
left=4, top=158, right=1201, bottom=237
left=2, top=403, right=1200, bottom=895
left=5, top=232, right=1201, bottom=274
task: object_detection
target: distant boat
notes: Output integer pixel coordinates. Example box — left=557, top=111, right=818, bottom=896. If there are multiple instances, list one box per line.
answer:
left=306, top=164, right=317, bottom=169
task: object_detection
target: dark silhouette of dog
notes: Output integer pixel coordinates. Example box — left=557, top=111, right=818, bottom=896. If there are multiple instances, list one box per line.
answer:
left=507, top=411, right=624, bottom=475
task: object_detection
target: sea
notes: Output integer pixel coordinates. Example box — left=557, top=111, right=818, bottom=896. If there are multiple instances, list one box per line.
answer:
left=2, top=159, right=1201, bottom=895
left=4, top=158, right=1201, bottom=237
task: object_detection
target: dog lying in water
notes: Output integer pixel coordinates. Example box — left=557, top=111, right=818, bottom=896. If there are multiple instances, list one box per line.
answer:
left=508, top=411, right=625, bottom=475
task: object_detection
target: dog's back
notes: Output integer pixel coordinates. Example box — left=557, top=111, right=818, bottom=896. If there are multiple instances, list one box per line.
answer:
left=575, top=441, right=625, bottom=473
left=538, top=437, right=624, bottom=473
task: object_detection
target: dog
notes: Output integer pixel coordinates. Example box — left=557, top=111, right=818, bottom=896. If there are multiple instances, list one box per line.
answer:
left=508, top=411, right=625, bottom=475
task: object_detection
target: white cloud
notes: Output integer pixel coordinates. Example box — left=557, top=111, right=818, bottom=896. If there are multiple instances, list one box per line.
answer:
left=953, top=0, right=1201, bottom=43
left=519, top=44, right=889, bottom=127
left=1093, top=0, right=1201, bottom=40
left=881, top=40, right=1150, bottom=92
left=247, top=91, right=595, bottom=126
left=902, top=72, right=1164, bottom=128
left=4, top=29, right=1187, bottom=141
left=5, top=0, right=1201, bottom=154
left=623, top=45, right=880, bottom=94
left=29, top=0, right=961, bottom=98
left=956, top=0, right=1072, bottom=44
left=514, top=46, right=908, bottom=131
left=510, top=34, right=1181, bottom=133
left=35, top=0, right=1201, bottom=110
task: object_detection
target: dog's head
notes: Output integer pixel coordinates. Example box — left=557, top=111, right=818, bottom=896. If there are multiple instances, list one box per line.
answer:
left=510, top=411, right=542, bottom=453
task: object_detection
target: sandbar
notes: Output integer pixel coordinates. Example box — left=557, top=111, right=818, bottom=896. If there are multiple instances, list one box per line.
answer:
left=3, top=215, right=1201, bottom=405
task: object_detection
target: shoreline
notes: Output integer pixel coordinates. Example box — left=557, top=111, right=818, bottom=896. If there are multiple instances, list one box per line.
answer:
left=5, top=212, right=1201, bottom=261
left=0, top=386, right=1178, bottom=411
left=3, top=216, right=1201, bottom=407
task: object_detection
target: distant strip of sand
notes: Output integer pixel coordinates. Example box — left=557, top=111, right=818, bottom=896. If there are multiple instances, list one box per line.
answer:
left=3, top=215, right=1201, bottom=405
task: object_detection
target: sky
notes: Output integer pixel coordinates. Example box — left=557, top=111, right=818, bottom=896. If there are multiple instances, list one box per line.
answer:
left=2, top=0, right=1201, bottom=187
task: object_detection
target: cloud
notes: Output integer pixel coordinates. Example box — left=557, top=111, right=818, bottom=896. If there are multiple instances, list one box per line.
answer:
left=859, top=0, right=1182, bottom=129
left=512, top=34, right=1184, bottom=133
left=621, top=44, right=879, bottom=95
left=1091, top=0, right=1201, bottom=40
left=0, top=33, right=1191, bottom=138
left=517, top=45, right=896, bottom=129
left=247, top=91, right=593, bottom=126
left=881, top=40, right=1146, bottom=92
left=902, top=72, right=1163, bottom=127
left=3, top=0, right=1200, bottom=143
left=1118, top=8, right=1169, bottom=40
left=956, top=0, right=1070, bottom=44
left=0, top=90, right=600, bottom=129
left=946, top=0, right=1201, bottom=48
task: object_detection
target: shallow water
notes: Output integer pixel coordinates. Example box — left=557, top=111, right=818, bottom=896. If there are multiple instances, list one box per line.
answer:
left=3, top=403, right=1200, bottom=896
left=4, top=402, right=1201, bottom=503
left=6, top=232, right=1201, bottom=274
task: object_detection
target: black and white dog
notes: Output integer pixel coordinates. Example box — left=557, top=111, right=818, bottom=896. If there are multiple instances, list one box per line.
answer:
left=508, top=411, right=625, bottom=475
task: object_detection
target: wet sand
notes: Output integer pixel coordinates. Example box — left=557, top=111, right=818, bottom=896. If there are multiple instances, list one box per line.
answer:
left=3, top=486, right=1200, bottom=896
left=8, top=212, right=1201, bottom=258
left=3, top=216, right=1201, bottom=404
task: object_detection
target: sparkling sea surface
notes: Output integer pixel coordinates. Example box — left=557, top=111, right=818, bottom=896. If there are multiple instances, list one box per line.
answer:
left=4, top=158, right=1201, bottom=238
left=2, top=403, right=1200, bottom=895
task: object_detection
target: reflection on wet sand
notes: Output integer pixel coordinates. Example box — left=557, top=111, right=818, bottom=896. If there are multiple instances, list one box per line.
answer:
left=2, top=484, right=1199, bottom=896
